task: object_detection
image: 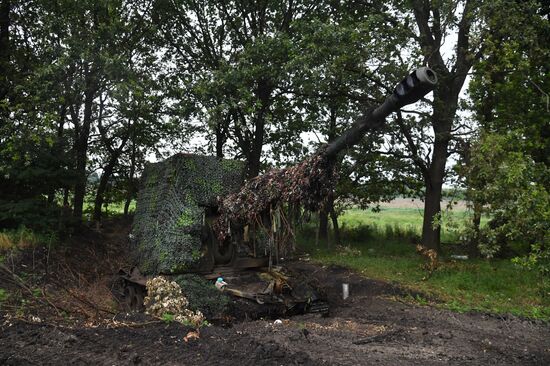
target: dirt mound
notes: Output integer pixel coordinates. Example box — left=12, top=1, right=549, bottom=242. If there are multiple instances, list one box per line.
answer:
left=0, top=216, right=133, bottom=324
left=0, top=320, right=314, bottom=366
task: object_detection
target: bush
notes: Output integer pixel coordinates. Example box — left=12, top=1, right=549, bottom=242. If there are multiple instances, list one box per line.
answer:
left=457, top=132, right=550, bottom=287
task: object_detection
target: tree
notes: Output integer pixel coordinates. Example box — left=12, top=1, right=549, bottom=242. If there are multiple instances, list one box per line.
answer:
left=0, top=0, right=172, bottom=229
left=38, top=0, right=167, bottom=224
left=153, top=0, right=339, bottom=178
left=458, top=1, right=549, bottom=275
left=0, top=0, right=9, bottom=119
left=0, top=0, right=76, bottom=230
left=381, top=0, right=485, bottom=252
left=91, top=69, right=167, bottom=222
left=286, top=4, right=412, bottom=244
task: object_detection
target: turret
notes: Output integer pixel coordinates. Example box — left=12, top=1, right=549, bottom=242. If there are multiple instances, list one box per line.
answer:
left=131, top=67, right=438, bottom=274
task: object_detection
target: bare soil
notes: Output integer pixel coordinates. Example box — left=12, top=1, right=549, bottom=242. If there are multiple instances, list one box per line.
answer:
left=1, top=219, right=549, bottom=365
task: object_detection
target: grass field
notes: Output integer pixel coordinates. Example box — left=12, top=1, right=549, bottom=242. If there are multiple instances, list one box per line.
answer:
left=339, top=203, right=489, bottom=243
left=298, top=206, right=550, bottom=320
left=82, top=200, right=136, bottom=218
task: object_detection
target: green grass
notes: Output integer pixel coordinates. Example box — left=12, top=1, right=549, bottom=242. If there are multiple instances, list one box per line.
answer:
left=0, top=288, right=9, bottom=312
left=103, top=200, right=136, bottom=216
left=0, top=288, right=8, bottom=302
left=82, top=199, right=136, bottom=218
left=339, top=207, right=486, bottom=243
left=298, top=207, right=550, bottom=320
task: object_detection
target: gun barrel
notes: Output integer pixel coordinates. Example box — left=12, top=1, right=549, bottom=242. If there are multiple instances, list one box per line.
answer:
left=325, top=67, right=437, bottom=158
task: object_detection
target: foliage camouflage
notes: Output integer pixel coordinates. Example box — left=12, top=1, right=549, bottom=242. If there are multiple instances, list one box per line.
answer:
left=131, top=154, right=244, bottom=274
left=214, top=149, right=337, bottom=242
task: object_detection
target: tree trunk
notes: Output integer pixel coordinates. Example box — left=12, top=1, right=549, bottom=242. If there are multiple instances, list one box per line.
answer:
left=0, top=0, right=10, bottom=121
left=73, top=155, right=87, bottom=222
left=246, top=79, right=272, bottom=178
left=421, top=109, right=451, bottom=252
left=320, top=105, right=338, bottom=248
left=247, top=117, right=265, bottom=178
left=63, top=188, right=69, bottom=206
left=410, top=0, right=478, bottom=253
left=123, top=195, right=132, bottom=216
left=215, top=113, right=230, bottom=158
left=422, top=181, right=442, bottom=251
left=215, top=128, right=224, bottom=158
left=72, top=101, right=93, bottom=222
left=124, top=141, right=137, bottom=216
left=468, top=201, right=482, bottom=258
left=319, top=191, right=337, bottom=248
left=93, top=162, right=115, bottom=222
left=93, top=139, right=128, bottom=222
left=330, top=209, right=340, bottom=245
left=72, top=66, right=98, bottom=223
left=47, top=104, right=67, bottom=205
left=318, top=209, right=329, bottom=242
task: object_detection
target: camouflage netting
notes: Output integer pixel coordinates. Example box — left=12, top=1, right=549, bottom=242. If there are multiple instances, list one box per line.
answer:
left=214, top=149, right=338, bottom=242
left=174, top=274, right=229, bottom=319
left=131, top=154, right=244, bottom=274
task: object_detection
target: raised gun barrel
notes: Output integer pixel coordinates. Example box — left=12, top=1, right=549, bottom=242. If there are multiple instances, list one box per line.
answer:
left=325, top=66, right=437, bottom=158
left=130, top=67, right=438, bottom=276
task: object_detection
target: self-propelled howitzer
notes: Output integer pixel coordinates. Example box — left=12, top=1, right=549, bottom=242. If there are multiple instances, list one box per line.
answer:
left=122, top=67, right=437, bottom=314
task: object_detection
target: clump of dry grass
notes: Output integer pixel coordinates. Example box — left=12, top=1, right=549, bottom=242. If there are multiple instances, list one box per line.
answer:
left=0, top=228, right=42, bottom=251
left=335, top=244, right=362, bottom=257
left=0, top=233, right=13, bottom=250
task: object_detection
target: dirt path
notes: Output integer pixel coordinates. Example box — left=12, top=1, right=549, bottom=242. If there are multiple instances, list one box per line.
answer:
left=1, top=261, right=549, bottom=365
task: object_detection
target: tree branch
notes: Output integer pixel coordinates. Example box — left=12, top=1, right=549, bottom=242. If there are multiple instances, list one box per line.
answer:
left=396, top=111, right=429, bottom=179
